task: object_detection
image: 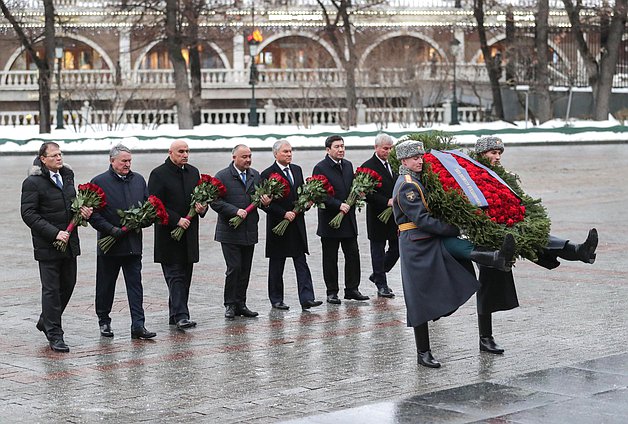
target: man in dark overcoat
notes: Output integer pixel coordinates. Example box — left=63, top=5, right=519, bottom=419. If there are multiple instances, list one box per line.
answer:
left=393, top=139, right=515, bottom=368
left=313, top=135, right=369, bottom=304
left=211, top=144, right=270, bottom=319
left=89, top=144, right=156, bottom=340
left=260, top=140, right=322, bottom=311
left=21, top=142, right=93, bottom=352
left=148, top=140, right=207, bottom=330
left=361, top=133, right=399, bottom=298
left=473, top=135, right=598, bottom=355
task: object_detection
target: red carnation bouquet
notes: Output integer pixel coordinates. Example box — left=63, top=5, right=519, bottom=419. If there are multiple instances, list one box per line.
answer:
left=54, top=183, right=107, bottom=252
left=423, top=153, right=525, bottom=226
left=171, top=174, right=227, bottom=241
left=329, top=167, right=382, bottom=229
left=272, top=174, right=335, bottom=236
left=230, top=172, right=290, bottom=229
left=98, top=195, right=168, bottom=254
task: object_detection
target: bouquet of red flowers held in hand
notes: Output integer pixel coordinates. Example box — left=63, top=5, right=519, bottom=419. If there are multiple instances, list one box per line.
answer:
left=230, top=172, right=290, bottom=229
left=329, top=167, right=382, bottom=229
left=272, top=174, right=335, bottom=236
left=98, top=195, right=169, bottom=254
left=171, top=174, right=227, bottom=241
left=54, top=183, right=107, bottom=252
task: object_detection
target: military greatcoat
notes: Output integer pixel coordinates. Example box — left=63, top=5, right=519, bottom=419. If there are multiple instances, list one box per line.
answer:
left=393, top=173, right=480, bottom=327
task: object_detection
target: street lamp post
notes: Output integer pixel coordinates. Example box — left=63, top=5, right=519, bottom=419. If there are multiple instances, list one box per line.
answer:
left=55, top=40, right=64, bottom=130
left=248, top=39, right=259, bottom=127
left=449, top=38, right=461, bottom=125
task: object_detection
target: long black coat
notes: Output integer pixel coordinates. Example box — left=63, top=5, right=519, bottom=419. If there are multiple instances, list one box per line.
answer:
left=362, top=153, right=398, bottom=241
left=90, top=166, right=148, bottom=257
left=21, top=163, right=81, bottom=260
left=211, top=163, right=261, bottom=246
left=312, top=155, right=357, bottom=238
left=148, top=158, right=202, bottom=264
left=393, top=173, right=479, bottom=327
left=260, top=162, right=308, bottom=258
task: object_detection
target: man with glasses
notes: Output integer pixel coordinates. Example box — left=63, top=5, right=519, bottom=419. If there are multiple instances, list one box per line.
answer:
left=21, top=142, right=93, bottom=352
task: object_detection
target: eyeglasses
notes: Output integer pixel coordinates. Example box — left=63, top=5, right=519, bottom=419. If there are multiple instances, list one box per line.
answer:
left=46, top=153, right=63, bottom=158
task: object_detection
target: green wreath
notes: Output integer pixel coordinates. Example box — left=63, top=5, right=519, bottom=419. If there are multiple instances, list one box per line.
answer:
left=391, top=131, right=551, bottom=261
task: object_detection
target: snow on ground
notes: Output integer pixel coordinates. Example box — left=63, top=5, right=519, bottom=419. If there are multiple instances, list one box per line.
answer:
left=0, top=118, right=626, bottom=153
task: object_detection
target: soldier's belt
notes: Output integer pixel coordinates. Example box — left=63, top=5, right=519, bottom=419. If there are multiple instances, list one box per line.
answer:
left=398, top=222, right=418, bottom=232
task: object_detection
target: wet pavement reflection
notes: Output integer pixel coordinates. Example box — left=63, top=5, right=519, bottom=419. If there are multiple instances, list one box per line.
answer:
left=1, top=144, right=627, bottom=422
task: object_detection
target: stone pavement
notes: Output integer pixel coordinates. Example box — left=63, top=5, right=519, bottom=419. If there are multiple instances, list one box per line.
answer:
left=1, top=144, right=626, bottom=423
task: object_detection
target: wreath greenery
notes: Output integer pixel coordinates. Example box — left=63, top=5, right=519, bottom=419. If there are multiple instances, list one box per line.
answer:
left=391, top=131, right=551, bottom=261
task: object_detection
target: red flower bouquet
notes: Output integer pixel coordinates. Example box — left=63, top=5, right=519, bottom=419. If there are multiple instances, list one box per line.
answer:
left=54, top=183, right=107, bottom=252
left=98, top=195, right=168, bottom=253
left=329, top=167, right=382, bottom=229
left=229, top=172, right=290, bottom=229
left=423, top=153, right=526, bottom=227
left=171, top=174, right=227, bottom=241
left=271, top=174, right=335, bottom=236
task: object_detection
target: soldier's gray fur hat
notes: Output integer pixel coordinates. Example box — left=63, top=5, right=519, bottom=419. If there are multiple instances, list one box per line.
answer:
left=475, top=136, right=504, bottom=154
left=396, top=139, right=425, bottom=160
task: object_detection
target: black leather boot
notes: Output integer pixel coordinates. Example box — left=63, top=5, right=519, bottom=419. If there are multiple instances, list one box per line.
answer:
left=414, top=323, right=441, bottom=368
left=470, top=233, right=515, bottom=272
left=478, top=314, right=504, bottom=354
left=558, top=228, right=598, bottom=264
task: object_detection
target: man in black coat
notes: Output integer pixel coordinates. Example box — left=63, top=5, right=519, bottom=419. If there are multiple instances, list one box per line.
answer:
left=260, top=140, right=323, bottom=311
left=21, top=142, right=93, bottom=353
left=361, top=133, right=399, bottom=298
left=211, top=144, right=270, bottom=319
left=313, top=135, right=369, bottom=304
left=90, top=145, right=156, bottom=340
left=148, top=140, right=207, bottom=330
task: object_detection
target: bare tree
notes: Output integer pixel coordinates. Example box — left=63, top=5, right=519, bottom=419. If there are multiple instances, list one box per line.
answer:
left=165, top=0, right=193, bottom=129
left=473, top=0, right=505, bottom=120
left=1, top=0, right=55, bottom=133
left=315, top=1, right=385, bottom=127
left=534, top=0, right=552, bottom=123
left=563, top=0, right=627, bottom=120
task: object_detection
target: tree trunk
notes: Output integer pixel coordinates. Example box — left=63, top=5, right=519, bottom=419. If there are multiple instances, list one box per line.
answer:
left=535, top=0, right=551, bottom=124
left=341, top=9, right=358, bottom=127
left=0, top=0, right=54, bottom=133
left=563, top=0, right=627, bottom=120
left=165, top=0, right=193, bottom=129
left=186, top=3, right=202, bottom=126
left=473, top=0, right=504, bottom=120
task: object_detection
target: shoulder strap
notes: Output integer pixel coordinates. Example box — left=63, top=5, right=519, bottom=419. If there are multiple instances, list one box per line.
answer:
left=399, top=175, right=431, bottom=212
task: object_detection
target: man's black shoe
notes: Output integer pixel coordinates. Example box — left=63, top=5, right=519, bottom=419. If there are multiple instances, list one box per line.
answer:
left=377, top=287, right=395, bottom=298
left=224, top=305, right=236, bottom=319
left=49, top=339, right=70, bottom=353
left=301, top=300, right=323, bottom=309
left=100, top=323, right=114, bottom=337
left=272, top=302, right=290, bottom=310
left=131, top=327, right=156, bottom=339
left=418, top=350, right=441, bottom=368
left=236, top=305, right=259, bottom=318
left=326, top=294, right=341, bottom=304
left=175, top=319, right=197, bottom=330
left=344, top=289, right=370, bottom=301
left=479, top=336, right=505, bottom=354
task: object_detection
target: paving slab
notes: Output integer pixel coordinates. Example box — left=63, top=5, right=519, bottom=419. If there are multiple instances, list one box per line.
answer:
left=1, top=144, right=627, bottom=422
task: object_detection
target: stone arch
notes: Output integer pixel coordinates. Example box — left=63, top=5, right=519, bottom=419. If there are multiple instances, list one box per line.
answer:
left=133, top=39, right=231, bottom=71
left=3, top=33, right=116, bottom=72
left=358, top=31, right=449, bottom=69
left=470, top=34, right=571, bottom=70
left=258, top=31, right=343, bottom=69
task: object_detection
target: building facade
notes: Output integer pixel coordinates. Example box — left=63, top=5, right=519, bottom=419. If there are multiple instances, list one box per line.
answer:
left=1, top=0, right=626, bottom=127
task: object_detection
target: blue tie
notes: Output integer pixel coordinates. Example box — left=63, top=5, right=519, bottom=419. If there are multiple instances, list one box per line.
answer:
left=240, top=172, right=247, bottom=185
left=283, top=167, right=293, bottom=185
left=53, top=173, right=63, bottom=189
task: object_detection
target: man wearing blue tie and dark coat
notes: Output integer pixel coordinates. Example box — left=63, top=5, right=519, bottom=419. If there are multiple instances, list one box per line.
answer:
left=260, top=140, right=323, bottom=311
